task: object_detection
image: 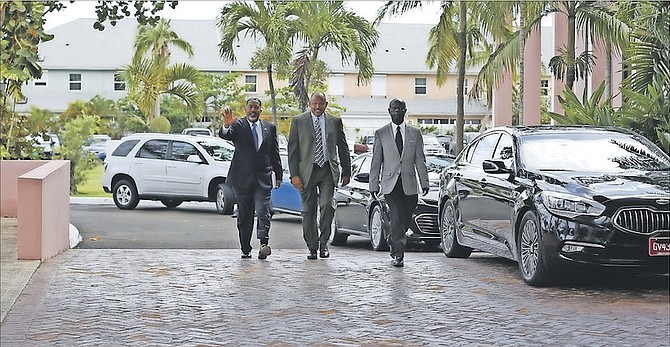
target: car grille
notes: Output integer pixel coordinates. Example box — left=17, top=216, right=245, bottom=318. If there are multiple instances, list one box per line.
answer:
left=613, top=207, right=670, bottom=235
left=415, top=213, right=439, bottom=235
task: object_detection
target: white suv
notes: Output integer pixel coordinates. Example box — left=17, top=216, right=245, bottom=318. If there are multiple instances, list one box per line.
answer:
left=102, top=133, right=236, bottom=214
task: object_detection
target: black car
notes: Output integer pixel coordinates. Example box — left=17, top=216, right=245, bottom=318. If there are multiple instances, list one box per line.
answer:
left=331, top=153, right=453, bottom=250
left=438, top=125, right=670, bottom=286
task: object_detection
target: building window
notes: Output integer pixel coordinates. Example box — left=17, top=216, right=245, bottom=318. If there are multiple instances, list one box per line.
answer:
left=329, top=74, right=344, bottom=96
left=244, top=75, right=257, bottom=93
left=371, top=75, right=387, bottom=97
left=114, top=73, right=126, bottom=91
left=541, top=79, right=550, bottom=96
left=34, top=70, right=48, bottom=87
left=464, top=79, right=469, bottom=95
left=69, top=73, right=82, bottom=91
left=415, top=77, right=427, bottom=95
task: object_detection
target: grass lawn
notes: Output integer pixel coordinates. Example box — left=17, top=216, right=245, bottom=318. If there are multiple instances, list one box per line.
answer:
left=74, top=163, right=111, bottom=197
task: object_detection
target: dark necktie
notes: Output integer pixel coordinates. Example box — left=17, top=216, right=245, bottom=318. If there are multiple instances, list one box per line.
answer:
left=251, top=122, right=258, bottom=151
left=395, top=126, right=403, bottom=155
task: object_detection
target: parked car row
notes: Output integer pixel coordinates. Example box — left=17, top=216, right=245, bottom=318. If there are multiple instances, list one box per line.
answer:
left=102, top=126, right=670, bottom=287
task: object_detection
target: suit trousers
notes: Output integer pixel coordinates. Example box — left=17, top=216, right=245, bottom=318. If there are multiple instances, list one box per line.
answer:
left=300, top=164, right=335, bottom=251
left=232, top=185, right=271, bottom=254
left=384, top=178, right=418, bottom=257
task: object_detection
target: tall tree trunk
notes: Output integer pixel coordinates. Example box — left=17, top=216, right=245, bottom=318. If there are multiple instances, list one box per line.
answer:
left=267, top=65, right=277, bottom=124
left=518, top=7, right=525, bottom=125
left=605, top=42, right=612, bottom=105
left=566, top=1, right=577, bottom=90
left=456, top=0, right=467, bottom=154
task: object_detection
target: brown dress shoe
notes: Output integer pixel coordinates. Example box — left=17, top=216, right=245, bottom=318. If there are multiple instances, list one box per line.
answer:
left=258, top=244, right=271, bottom=259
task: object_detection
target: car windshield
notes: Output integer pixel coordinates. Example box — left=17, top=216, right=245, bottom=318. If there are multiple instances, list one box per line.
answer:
left=423, top=136, right=440, bottom=146
left=520, top=131, right=670, bottom=172
left=195, top=138, right=234, bottom=161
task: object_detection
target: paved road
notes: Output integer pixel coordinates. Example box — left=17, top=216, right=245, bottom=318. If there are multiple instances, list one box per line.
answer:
left=2, top=201, right=668, bottom=346
left=70, top=202, right=309, bottom=249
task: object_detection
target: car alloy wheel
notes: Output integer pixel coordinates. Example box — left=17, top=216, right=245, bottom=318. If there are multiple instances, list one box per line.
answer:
left=440, top=199, right=471, bottom=258
left=517, top=210, right=551, bottom=286
left=369, top=204, right=388, bottom=251
left=216, top=183, right=234, bottom=215
left=113, top=179, right=139, bottom=210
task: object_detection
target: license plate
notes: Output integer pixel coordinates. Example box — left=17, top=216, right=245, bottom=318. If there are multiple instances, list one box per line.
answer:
left=649, top=237, right=670, bottom=256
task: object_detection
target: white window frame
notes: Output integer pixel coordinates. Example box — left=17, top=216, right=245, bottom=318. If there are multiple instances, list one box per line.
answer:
left=541, top=79, right=550, bottom=97
left=414, top=77, right=427, bottom=95
left=113, top=73, right=126, bottom=91
left=69, top=73, right=82, bottom=91
left=244, top=74, right=257, bottom=94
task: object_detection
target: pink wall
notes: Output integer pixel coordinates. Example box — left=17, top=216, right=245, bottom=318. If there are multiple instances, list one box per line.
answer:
left=1, top=160, right=50, bottom=217
left=1, top=160, right=70, bottom=261
left=552, top=12, right=568, bottom=116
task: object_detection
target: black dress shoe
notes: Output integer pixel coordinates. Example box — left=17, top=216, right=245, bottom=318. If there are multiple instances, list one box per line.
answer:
left=307, top=250, right=318, bottom=260
left=241, top=252, right=251, bottom=259
left=319, top=246, right=330, bottom=258
left=392, top=256, right=404, bottom=267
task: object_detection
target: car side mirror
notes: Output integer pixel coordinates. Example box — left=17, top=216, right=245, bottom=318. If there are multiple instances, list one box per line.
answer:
left=483, top=159, right=511, bottom=174
left=187, top=155, right=204, bottom=163
left=354, top=172, right=369, bottom=183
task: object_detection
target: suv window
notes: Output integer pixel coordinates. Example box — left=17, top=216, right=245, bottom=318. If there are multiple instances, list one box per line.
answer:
left=170, top=141, right=199, bottom=161
left=137, top=139, right=168, bottom=159
left=111, top=139, right=140, bottom=157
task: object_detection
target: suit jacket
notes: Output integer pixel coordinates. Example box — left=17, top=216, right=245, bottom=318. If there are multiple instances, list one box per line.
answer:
left=369, top=123, right=429, bottom=195
left=219, top=118, right=282, bottom=190
left=288, top=111, right=351, bottom=188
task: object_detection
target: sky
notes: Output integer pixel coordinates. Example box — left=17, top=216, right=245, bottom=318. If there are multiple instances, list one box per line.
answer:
left=44, top=1, right=442, bottom=30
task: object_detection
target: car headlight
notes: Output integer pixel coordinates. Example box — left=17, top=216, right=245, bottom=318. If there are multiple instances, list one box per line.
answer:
left=540, top=191, right=605, bottom=218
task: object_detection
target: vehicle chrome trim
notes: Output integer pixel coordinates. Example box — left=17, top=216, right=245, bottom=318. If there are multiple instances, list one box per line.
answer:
left=613, top=207, right=670, bottom=235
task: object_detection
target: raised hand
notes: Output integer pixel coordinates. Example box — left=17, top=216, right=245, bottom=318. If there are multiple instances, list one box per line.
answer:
left=221, top=107, right=234, bottom=128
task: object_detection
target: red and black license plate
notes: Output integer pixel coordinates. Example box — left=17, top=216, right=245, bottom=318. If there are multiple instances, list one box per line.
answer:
left=648, top=237, right=670, bottom=256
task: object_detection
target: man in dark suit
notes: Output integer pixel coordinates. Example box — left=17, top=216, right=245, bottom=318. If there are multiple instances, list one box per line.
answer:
left=219, top=97, right=282, bottom=259
left=369, top=98, right=429, bottom=267
left=288, top=92, right=351, bottom=259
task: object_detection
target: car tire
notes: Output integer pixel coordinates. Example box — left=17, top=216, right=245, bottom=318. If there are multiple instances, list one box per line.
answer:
left=440, top=199, right=472, bottom=258
left=113, top=179, right=139, bottom=210
left=216, top=183, right=235, bottom=215
left=369, top=204, right=389, bottom=251
left=517, top=210, right=552, bottom=287
left=330, top=216, right=349, bottom=246
left=160, top=199, right=182, bottom=208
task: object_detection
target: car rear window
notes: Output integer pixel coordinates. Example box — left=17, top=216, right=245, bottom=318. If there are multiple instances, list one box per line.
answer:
left=111, top=140, right=140, bottom=157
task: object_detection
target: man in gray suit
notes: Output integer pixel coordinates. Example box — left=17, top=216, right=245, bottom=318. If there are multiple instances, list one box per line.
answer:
left=370, top=98, right=429, bottom=267
left=288, top=92, right=351, bottom=260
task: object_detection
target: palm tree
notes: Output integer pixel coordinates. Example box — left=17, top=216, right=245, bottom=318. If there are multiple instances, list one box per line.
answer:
left=292, top=1, right=379, bottom=111
left=217, top=1, right=297, bottom=124
left=128, top=19, right=196, bottom=123
left=126, top=19, right=202, bottom=128
left=376, top=1, right=510, bottom=154
left=122, top=57, right=204, bottom=131
left=133, top=18, right=193, bottom=62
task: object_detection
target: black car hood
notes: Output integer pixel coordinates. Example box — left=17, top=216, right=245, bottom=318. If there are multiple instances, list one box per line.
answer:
left=537, top=170, right=670, bottom=199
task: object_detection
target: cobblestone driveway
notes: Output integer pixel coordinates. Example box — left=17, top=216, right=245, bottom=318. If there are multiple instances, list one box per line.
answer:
left=1, top=248, right=668, bottom=346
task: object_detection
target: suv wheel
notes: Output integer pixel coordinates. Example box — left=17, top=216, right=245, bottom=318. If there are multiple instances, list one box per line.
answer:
left=113, top=179, right=139, bottom=210
left=216, top=183, right=234, bottom=215
left=369, top=204, right=389, bottom=251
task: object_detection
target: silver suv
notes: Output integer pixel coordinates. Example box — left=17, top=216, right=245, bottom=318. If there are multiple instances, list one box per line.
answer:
left=102, top=133, right=235, bottom=214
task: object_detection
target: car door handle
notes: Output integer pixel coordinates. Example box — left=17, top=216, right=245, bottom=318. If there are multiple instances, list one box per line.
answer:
left=453, top=173, right=462, bottom=181
left=479, top=178, right=488, bottom=188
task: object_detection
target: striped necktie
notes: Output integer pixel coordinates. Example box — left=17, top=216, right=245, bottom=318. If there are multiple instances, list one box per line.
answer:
left=314, top=117, right=325, bottom=167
